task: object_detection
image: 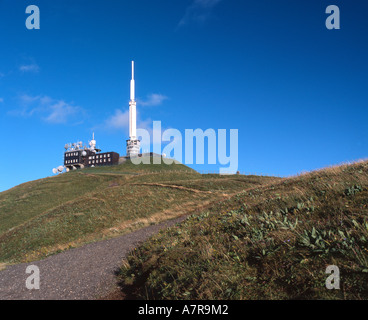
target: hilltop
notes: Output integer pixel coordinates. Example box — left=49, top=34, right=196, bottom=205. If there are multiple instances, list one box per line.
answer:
left=0, top=158, right=279, bottom=264
left=119, top=160, right=368, bottom=300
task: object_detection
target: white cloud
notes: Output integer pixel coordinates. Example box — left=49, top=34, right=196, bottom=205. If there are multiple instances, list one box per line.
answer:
left=44, top=100, right=82, bottom=124
left=10, top=94, right=84, bottom=124
left=178, top=0, right=223, bottom=27
left=104, top=109, right=130, bottom=130
left=137, top=94, right=168, bottom=107
left=103, top=109, right=152, bottom=131
left=20, top=94, right=40, bottom=105
left=19, top=63, right=40, bottom=73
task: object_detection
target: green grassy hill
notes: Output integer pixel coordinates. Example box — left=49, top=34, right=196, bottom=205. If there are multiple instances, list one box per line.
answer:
left=119, top=160, right=368, bottom=300
left=0, top=159, right=279, bottom=264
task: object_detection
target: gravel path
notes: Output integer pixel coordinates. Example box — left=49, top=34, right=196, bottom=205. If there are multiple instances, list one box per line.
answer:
left=0, top=216, right=187, bottom=300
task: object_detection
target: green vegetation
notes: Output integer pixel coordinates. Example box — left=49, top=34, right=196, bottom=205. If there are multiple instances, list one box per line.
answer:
left=0, top=158, right=278, bottom=263
left=120, top=160, right=368, bottom=300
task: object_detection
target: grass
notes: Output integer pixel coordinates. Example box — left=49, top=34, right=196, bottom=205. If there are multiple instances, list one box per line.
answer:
left=0, top=158, right=278, bottom=264
left=0, top=173, right=112, bottom=235
left=119, top=160, right=368, bottom=300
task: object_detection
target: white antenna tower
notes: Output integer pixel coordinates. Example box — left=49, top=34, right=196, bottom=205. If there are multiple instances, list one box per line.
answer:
left=129, top=61, right=137, bottom=140
left=126, top=61, right=141, bottom=157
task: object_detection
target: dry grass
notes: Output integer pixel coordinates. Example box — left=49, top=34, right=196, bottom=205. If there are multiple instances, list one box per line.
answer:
left=131, top=182, right=216, bottom=194
left=119, top=160, right=368, bottom=300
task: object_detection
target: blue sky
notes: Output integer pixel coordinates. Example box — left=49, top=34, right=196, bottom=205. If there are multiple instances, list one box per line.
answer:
left=0, top=0, right=367, bottom=191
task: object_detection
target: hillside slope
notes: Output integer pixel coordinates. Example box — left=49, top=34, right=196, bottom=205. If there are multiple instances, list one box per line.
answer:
left=0, top=159, right=279, bottom=264
left=119, top=160, right=368, bottom=300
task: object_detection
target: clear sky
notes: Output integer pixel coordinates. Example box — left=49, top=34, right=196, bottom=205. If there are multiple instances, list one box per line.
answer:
left=0, top=0, right=367, bottom=192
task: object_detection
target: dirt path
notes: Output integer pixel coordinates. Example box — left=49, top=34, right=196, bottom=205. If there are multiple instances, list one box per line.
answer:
left=0, top=216, right=187, bottom=300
